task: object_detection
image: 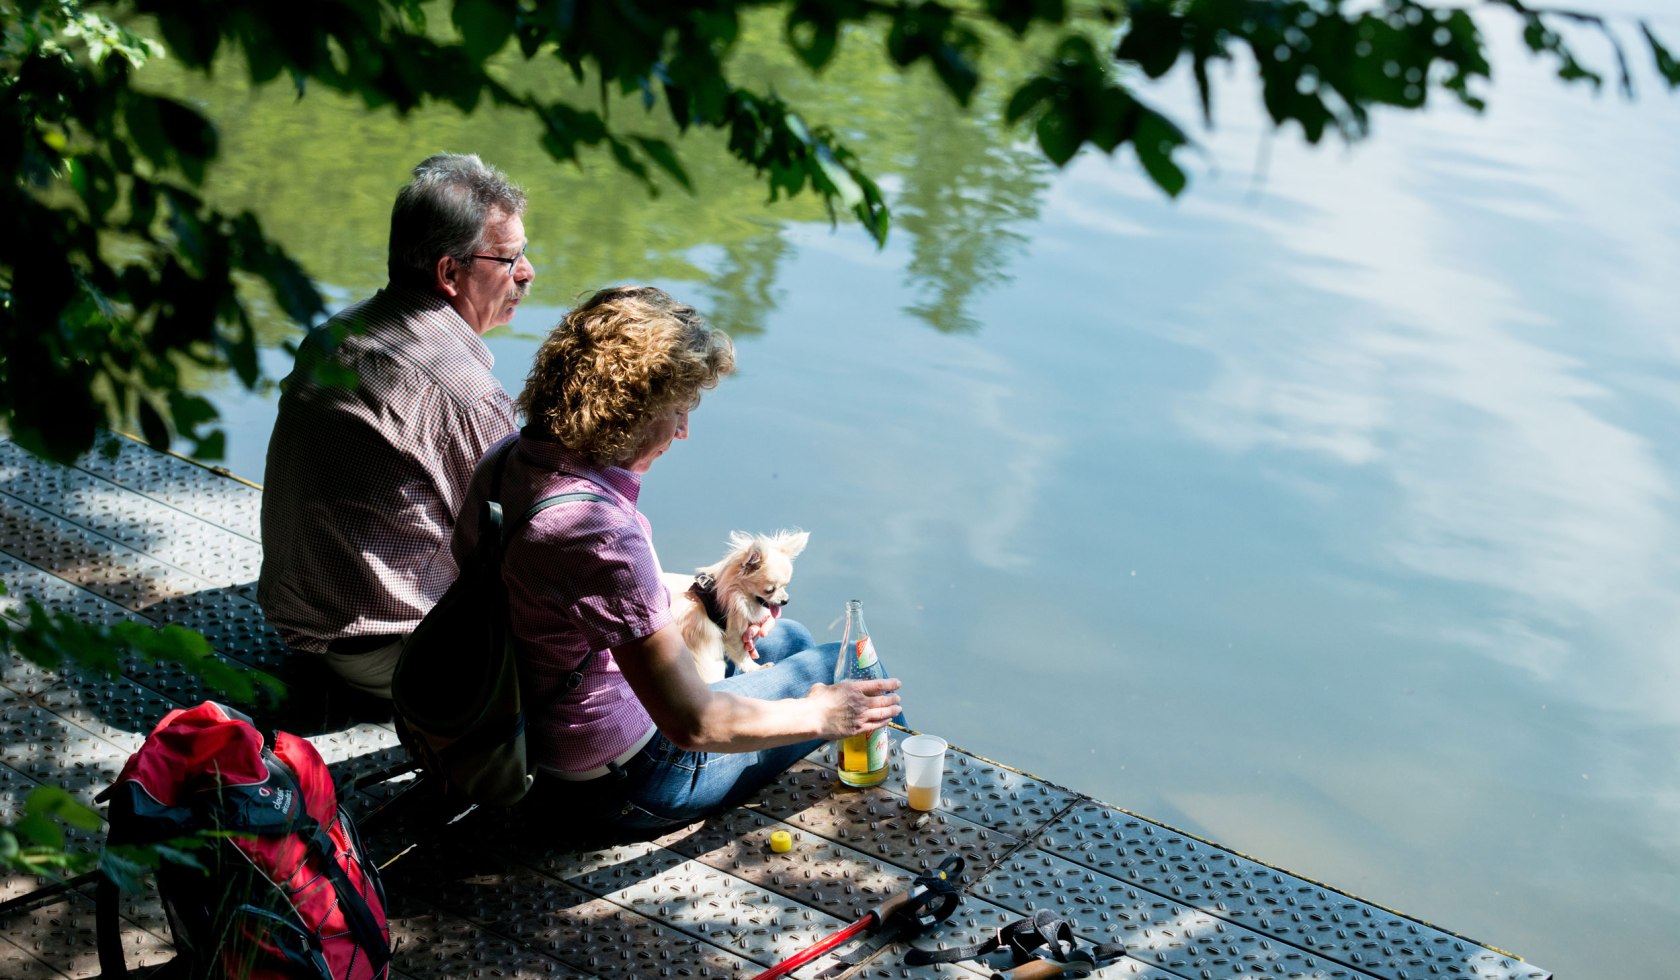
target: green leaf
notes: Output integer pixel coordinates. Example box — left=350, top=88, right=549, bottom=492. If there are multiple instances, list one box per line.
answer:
left=1642, top=23, right=1680, bottom=88
left=123, top=94, right=171, bottom=170
left=25, top=786, right=103, bottom=832
left=631, top=137, right=692, bottom=191
left=1133, top=112, right=1188, bottom=197
left=453, top=0, right=516, bottom=63
left=1115, top=6, right=1182, bottom=79
left=137, top=398, right=169, bottom=450
left=813, top=144, right=865, bottom=211
left=785, top=8, right=840, bottom=70
left=1036, top=100, right=1085, bottom=166
left=1005, top=76, right=1056, bottom=123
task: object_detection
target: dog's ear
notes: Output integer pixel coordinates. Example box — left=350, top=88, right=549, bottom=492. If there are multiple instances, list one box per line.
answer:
left=776, top=530, right=810, bottom=558
left=741, top=542, right=765, bottom=572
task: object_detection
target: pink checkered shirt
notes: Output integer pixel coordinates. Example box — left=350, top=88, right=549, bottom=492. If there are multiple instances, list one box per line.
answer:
left=452, top=432, right=665, bottom=774
left=258, top=286, right=517, bottom=653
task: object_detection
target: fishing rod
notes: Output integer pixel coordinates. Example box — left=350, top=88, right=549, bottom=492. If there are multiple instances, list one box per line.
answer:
left=749, top=854, right=964, bottom=980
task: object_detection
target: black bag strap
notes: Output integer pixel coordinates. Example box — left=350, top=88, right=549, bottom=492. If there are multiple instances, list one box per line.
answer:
left=268, top=749, right=392, bottom=975
left=903, top=907, right=1125, bottom=968
left=483, top=439, right=611, bottom=698
left=482, top=439, right=613, bottom=549
left=298, top=815, right=392, bottom=974
left=96, top=871, right=128, bottom=979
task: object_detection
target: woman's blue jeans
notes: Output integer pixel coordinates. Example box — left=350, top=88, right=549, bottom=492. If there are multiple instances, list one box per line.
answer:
left=607, top=618, right=839, bottom=833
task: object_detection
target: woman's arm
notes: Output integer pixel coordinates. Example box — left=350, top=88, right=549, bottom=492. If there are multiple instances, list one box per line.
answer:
left=612, top=623, right=901, bottom=754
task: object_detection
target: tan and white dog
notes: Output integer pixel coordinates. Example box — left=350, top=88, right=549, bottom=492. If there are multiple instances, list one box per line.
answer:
left=671, top=530, right=809, bottom=683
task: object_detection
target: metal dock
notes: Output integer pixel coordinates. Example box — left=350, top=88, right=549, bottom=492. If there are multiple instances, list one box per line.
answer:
left=0, top=434, right=1551, bottom=979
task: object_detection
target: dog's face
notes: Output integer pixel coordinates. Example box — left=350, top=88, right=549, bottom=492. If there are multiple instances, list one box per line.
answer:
left=722, top=529, right=809, bottom=621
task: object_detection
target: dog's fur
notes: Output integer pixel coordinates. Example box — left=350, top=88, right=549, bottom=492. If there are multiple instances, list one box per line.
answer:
left=671, top=530, right=809, bottom=684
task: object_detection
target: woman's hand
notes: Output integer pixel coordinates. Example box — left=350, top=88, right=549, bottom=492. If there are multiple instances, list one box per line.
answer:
left=805, top=677, right=902, bottom=740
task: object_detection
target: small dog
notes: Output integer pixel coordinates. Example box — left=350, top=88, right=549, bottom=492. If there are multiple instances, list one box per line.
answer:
left=672, top=530, right=809, bottom=683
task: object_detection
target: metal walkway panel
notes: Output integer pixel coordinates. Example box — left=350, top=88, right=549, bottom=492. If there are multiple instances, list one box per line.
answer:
left=0, top=554, right=142, bottom=631
left=387, top=901, right=595, bottom=978
left=44, top=436, right=263, bottom=540
left=0, top=932, right=70, bottom=980
left=975, top=844, right=1373, bottom=980
left=403, top=848, right=762, bottom=979
left=749, top=763, right=1022, bottom=890
left=1038, top=804, right=1548, bottom=980
left=566, top=842, right=851, bottom=972
left=0, top=699, right=129, bottom=802
left=0, top=493, right=214, bottom=613
left=812, top=730, right=1083, bottom=839
left=1, top=888, right=172, bottom=978
left=0, top=440, right=261, bottom=583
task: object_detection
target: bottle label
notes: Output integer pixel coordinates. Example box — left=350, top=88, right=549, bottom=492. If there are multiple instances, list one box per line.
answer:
left=855, top=636, right=878, bottom=670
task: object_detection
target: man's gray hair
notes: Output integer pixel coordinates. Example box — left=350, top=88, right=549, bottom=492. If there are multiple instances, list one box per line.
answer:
left=387, top=153, right=527, bottom=287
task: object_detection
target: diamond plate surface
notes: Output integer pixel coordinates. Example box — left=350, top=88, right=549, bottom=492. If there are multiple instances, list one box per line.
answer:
left=0, top=440, right=261, bottom=583
left=0, top=493, right=211, bottom=612
left=1039, top=804, right=1551, bottom=980
left=0, top=935, right=68, bottom=979
left=0, top=888, right=173, bottom=979
left=0, top=555, right=141, bottom=630
left=25, top=677, right=178, bottom=752
left=140, top=588, right=289, bottom=671
left=391, top=845, right=760, bottom=979
left=657, top=806, right=929, bottom=922
left=388, top=904, right=593, bottom=978
left=811, top=730, right=1080, bottom=841
left=45, top=435, right=263, bottom=539
left=566, top=843, right=851, bottom=969
left=745, top=762, right=1021, bottom=886
left=607, top=807, right=1188, bottom=980
left=975, top=845, right=1374, bottom=980
left=0, top=700, right=128, bottom=803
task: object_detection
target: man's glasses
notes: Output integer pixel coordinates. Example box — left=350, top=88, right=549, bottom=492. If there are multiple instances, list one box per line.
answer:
left=468, top=244, right=527, bottom=277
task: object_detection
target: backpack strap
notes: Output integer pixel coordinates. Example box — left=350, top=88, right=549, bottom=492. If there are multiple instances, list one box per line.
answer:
left=297, top=816, right=392, bottom=974
left=267, top=750, right=392, bottom=975
left=484, top=439, right=611, bottom=697
left=903, top=908, right=1121, bottom=968
left=96, top=872, right=128, bottom=979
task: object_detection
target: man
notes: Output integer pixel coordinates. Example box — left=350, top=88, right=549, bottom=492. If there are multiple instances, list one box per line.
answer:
left=258, top=154, right=531, bottom=698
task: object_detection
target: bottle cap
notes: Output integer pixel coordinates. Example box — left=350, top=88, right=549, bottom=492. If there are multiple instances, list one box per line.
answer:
left=769, top=830, right=793, bottom=853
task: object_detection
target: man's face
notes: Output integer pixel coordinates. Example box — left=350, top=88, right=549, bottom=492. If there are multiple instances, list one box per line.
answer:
left=443, top=210, right=533, bottom=335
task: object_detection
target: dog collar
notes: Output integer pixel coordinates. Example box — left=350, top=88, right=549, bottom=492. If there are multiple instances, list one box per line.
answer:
left=688, top=573, right=730, bottom=631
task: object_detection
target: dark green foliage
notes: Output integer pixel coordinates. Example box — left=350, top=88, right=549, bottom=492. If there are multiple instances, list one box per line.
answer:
left=3, top=0, right=1672, bottom=463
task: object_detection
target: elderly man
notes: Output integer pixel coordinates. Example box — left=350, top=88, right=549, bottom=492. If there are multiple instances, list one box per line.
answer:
left=258, top=154, right=530, bottom=699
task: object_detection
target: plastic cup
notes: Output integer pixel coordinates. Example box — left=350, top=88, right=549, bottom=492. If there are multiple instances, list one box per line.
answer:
left=900, top=734, right=948, bottom=811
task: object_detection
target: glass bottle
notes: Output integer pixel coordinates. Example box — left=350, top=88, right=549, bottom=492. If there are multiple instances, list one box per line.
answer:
left=833, top=599, right=889, bottom=787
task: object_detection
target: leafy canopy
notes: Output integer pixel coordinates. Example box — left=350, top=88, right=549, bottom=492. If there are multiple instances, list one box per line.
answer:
left=3, top=0, right=1675, bottom=463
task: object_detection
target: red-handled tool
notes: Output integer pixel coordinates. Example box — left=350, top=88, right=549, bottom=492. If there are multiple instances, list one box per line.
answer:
left=749, top=854, right=964, bottom=980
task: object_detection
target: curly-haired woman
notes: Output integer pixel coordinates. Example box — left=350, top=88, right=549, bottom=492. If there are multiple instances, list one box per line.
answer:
left=450, top=285, right=901, bottom=834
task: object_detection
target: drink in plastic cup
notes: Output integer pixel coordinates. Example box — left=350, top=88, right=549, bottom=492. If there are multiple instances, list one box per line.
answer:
left=900, top=734, right=948, bottom=811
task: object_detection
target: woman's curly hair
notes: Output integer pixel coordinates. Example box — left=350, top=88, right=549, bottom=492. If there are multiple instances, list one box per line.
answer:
left=519, top=285, right=735, bottom=467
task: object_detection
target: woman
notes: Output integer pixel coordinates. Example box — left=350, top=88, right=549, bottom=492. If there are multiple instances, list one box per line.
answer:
left=451, top=285, right=901, bottom=833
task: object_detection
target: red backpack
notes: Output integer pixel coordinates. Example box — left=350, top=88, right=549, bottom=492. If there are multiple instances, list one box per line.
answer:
left=96, top=701, right=392, bottom=979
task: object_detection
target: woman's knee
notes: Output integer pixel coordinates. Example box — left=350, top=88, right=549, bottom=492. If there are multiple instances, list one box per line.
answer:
left=753, top=616, right=816, bottom=663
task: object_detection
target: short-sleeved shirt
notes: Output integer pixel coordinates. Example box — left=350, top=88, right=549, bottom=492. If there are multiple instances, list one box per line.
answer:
left=452, top=431, right=665, bottom=774
left=258, top=286, right=517, bottom=652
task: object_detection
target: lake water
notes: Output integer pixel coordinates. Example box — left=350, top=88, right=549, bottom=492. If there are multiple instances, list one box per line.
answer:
left=159, top=13, right=1679, bottom=977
